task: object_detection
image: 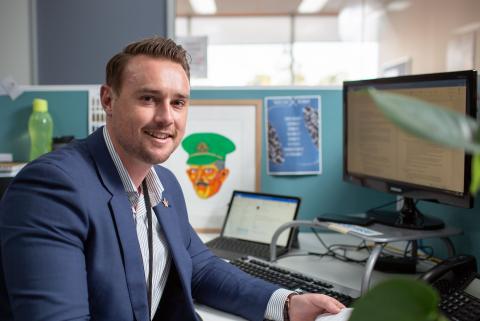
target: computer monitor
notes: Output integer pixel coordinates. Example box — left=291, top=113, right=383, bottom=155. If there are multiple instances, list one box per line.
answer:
left=343, top=70, right=477, bottom=230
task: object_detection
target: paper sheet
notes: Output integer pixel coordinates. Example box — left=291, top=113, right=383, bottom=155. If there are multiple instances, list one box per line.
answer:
left=315, top=308, right=353, bottom=321
left=0, top=76, right=22, bottom=100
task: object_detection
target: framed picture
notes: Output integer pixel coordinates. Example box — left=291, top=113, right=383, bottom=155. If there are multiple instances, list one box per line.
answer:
left=163, top=99, right=262, bottom=232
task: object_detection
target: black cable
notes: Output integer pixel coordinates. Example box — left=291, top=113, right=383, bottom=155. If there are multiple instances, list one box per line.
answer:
left=418, top=245, right=434, bottom=259
left=403, top=241, right=412, bottom=257
left=328, top=241, right=369, bottom=252
left=142, top=180, right=153, bottom=319
left=310, top=227, right=330, bottom=252
left=416, top=239, right=434, bottom=259
left=326, top=243, right=369, bottom=263
left=326, top=249, right=368, bottom=264
left=309, top=228, right=370, bottom=264
left=310, top=228, right=369, bottom=251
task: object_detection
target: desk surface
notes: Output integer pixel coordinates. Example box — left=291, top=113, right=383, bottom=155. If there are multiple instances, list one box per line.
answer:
left=195, top=231, right=431, bottom=321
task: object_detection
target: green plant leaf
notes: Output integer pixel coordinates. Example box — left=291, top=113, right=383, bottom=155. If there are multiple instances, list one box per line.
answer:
left=349, top=279, right=443, bottom=321
left=368, top=88, right=480, bottom=154
left=471, top=154, right=480, bottom=194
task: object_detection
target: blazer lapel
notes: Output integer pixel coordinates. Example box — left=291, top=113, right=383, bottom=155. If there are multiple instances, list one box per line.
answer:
left=87, top=129, right=149, bottom=321
left=153, top=189, right=193, bottom=305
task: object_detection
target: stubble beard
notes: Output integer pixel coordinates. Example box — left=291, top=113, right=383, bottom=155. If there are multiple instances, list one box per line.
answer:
left=143, top=128, right=183, bottom=165
left=140, top=131, right=181, bottom=165
left=118, top=128, right=181, bottom=166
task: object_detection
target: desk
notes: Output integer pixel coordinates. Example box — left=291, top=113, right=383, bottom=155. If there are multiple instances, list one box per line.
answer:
left=196, top=231, right=431, bottom=321
left=270, top=220, right=461, bottom=295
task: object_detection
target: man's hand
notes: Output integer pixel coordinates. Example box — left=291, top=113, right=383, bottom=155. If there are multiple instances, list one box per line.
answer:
left=289, top=293, right=345, bottom=321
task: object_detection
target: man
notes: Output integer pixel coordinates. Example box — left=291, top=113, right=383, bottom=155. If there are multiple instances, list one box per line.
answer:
left=182, top=132, right=235, bottom=199
left=0, top=37, right=344, bottom=321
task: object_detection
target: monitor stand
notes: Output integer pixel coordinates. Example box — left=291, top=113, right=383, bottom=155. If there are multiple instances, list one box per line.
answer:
left=367, top=197, right=445, bottom=230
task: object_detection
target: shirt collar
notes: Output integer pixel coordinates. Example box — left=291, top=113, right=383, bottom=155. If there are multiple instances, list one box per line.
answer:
left=103, top=126, right=164, bottom=208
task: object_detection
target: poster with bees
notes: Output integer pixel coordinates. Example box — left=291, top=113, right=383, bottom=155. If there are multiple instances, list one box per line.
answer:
left=265, top=96, right=322, bottom=175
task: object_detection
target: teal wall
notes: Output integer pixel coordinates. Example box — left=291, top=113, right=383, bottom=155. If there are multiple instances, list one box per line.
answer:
left=0, top=91, right=88, bottom=161
left=420, top=201, right=480, bottom=259
left=1, top=87, right=478, bottom=261
left=190, top=88, right=394, bottom=222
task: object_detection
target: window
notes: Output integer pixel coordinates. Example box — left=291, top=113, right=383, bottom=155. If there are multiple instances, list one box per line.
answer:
left=176, top=15, right=378, bottom=86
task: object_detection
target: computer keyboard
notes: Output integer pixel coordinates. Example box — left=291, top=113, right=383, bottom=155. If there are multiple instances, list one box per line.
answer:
left=207, top=237, right=283, bottom=260
left=439, top=291, right=480, bottom=321
left=230, top=256, right=358, bottom=306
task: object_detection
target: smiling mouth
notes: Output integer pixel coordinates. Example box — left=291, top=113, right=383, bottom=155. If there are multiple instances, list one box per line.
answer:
left=144, top=130, right=175, bottom=140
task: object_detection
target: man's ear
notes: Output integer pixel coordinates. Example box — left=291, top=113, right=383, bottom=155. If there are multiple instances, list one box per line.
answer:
left=100, top=85, right=114, bottom=116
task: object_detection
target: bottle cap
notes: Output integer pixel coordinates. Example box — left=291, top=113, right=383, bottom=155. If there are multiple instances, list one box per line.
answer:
left=33, top=98, right=48, bottom=112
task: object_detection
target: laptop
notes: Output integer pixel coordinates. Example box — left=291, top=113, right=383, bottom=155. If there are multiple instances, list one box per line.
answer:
left=205, top=190, right=301, bottom=261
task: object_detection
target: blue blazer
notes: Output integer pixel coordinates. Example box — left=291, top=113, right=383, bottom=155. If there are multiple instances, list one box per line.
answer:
left=0, top=129, right=279, bottom=321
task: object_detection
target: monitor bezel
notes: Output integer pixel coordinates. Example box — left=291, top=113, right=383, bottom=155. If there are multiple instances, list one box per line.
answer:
left=343, top=70, right=477, bottom=209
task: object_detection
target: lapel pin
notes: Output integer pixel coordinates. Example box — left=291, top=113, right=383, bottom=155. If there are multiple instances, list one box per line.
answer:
left=162, top=197, right=169, bottom=208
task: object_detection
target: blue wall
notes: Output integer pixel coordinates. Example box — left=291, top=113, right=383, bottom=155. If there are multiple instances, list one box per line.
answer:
left=1, top=87, right=478, bottom=261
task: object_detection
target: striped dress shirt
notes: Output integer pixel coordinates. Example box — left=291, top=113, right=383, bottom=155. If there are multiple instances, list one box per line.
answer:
left=104, top=127, right=170, bottom=318
left=103, top=127, right=292, bottom=321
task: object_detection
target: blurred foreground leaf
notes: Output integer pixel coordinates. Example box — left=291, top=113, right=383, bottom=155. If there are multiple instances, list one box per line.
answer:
left=471, top=154, right=480, bottom=194
left=349, top=279, right=448, bottom=321
left=369, top=89, right=480, bottom=154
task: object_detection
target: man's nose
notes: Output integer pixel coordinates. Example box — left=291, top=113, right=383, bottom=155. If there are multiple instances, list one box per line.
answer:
left=153, top=100, right=174, bottom=124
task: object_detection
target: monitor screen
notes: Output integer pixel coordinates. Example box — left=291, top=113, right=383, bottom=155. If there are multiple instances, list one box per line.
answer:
left=222, top=191, right=300, bottom=246
left=343, top=70, right=477, bottom=229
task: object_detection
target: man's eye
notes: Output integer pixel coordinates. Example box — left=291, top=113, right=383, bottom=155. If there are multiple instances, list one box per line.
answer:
left=141, top=96, right=155, bottom=103
left=173, top=100, right=185, bottom=107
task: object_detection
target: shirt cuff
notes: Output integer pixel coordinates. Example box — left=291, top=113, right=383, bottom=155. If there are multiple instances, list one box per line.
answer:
left=264, top=288, right=295, bottom=321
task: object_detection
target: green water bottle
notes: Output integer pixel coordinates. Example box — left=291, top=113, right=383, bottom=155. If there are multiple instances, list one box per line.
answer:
left=29, top=98, right=53, bottom=161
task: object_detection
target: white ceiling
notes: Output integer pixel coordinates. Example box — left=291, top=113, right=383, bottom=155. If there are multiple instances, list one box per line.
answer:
left=176, top=0, right=349, bottom=16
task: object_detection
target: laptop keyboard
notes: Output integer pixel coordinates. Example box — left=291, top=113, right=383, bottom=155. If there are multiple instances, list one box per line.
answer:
left=207, top=237, right=281, bottom=260
left=230, top=257, right=356, bottom=307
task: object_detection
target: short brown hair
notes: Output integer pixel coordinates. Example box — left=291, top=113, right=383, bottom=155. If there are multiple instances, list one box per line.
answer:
left=105, top=37, right=191, bottom=93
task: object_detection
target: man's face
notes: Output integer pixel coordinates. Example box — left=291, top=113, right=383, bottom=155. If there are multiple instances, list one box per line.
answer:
left=186, top=163, right=229, bottom=199
left=101, top=55, right=190, bottom=168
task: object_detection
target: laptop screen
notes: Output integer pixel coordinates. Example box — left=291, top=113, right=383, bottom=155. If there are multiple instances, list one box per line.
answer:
left=222, top=191, right=300, bottom=247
